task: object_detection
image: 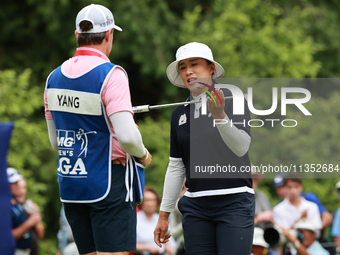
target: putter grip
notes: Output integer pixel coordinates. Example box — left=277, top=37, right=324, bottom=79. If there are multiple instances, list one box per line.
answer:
left=133, top=105, right=150, bottom=113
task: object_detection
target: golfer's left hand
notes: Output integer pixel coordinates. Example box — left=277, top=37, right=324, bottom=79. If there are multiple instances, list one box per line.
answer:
left=207, top=89, right=226, bottom=119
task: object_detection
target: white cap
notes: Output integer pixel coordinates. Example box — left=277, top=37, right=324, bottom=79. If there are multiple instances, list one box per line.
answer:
left=273, top=175, right=285, bottom=187
left=76, top=4, right=122, bottom=34
left=253, top=227, right=269, bottom=248
left=166, top=42, right=225, bottom=88
left=7, top=167, right=23, bottom=183
left=294, top=218, right=320, bottom=238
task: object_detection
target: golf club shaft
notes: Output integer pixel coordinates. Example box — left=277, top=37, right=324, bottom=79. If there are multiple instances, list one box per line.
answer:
left=133, top=94, right=247, bottom=113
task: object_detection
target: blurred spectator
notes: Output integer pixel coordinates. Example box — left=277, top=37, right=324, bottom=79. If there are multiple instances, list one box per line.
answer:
left=295, top=219, right=329, bottom=255
left=274, top=173, right=333, bottom=231
left=253, top=173, right=271, bottom=214
left=332, top=181, right=340, bottom=251
left=303, top=192, right=333, bottom=231
left=252, top=227, right=269, bottom=255
left=278, top=218, right=329, bottom=255
left=253, top=173, right=278, bottom=255
left=273, top=174, right=321, bottom=254
left=253, top=173, right=272, bottom=228
left=273, top=174, right=321, bottom=230
left=273, top=173, right=287, bottom=200
left=169, top=185, right=187, bottom=255
left=57, top=204, right=78, bottom=255
left=7, top=167, right=44, bottom=255
left=136, top=187, right=176, bottom=255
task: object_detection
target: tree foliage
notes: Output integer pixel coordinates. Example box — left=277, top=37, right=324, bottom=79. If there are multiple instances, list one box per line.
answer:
left=137, top=117, right=171, bottom=195
left=179, top=0, right=321, bottom=78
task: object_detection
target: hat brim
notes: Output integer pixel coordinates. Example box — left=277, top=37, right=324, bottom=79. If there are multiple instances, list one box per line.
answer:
left=166, top=58, right=224, bottom=88
left=9, top=174, right=23, bottom=184
left=113, top=24, right=122, bottom=32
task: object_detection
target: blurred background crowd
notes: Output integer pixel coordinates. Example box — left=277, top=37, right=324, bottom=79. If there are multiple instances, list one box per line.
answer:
left=5, top=166, right=340, bottom=255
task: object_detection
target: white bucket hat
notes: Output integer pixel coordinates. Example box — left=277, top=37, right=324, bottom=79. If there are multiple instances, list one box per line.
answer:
left=166, top=42, right=225, bottom=88
left=76, top=4, right=122, bottom=34
left=253, top=227, right=269, bottom=248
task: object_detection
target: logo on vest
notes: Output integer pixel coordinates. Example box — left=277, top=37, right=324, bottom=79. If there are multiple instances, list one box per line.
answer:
left=57, top=128, right=97, bottom=177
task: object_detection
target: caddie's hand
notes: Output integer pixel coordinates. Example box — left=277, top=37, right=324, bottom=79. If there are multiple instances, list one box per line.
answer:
left=154, top=214, right=171, bottom=248
left=207, top=89, right=226, bottom=120
left=138, top=149, right=152, bottom=167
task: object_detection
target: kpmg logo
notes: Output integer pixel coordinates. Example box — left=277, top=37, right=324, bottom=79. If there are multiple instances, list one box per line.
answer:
left=56, top=128, right=97, bottom=177
left=200, top=84, right=312, bottom=128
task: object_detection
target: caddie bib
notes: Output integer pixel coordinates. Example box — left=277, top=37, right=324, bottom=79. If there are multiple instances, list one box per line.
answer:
left=46, top=62, right=116, bottom=202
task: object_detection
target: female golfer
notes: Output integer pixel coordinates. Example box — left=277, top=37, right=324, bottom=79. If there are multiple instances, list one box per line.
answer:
left=154, top=42, right=255, bottom=254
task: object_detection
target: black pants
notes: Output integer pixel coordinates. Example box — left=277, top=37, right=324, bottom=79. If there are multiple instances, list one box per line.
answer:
left=178, top=192, right=255, bottom=255
left=64, top=164, right=136, bottom=253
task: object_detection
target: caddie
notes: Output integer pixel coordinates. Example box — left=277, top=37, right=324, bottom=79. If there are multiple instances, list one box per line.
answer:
left=44, top=4, right=151, bottom=255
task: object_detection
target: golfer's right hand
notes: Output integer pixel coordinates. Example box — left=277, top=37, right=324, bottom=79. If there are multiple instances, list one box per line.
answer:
left=154, top=216, right=171, bottom=248
left=138, top=148, right=152, bottom=167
